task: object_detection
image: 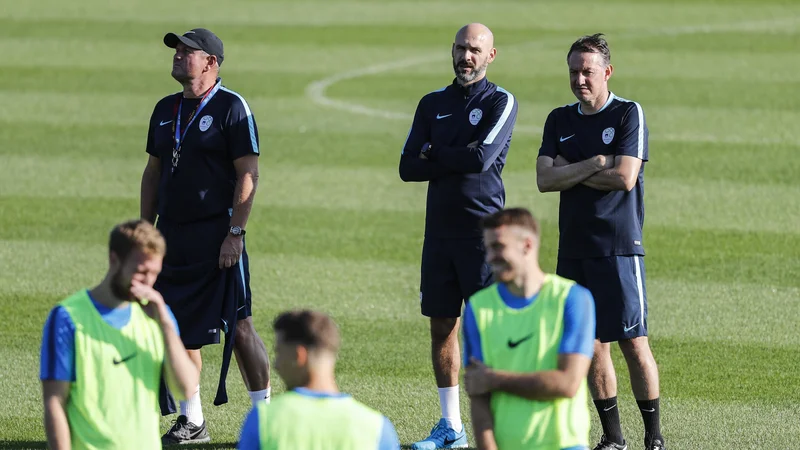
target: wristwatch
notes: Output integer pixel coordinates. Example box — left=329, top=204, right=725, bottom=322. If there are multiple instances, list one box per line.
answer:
left=229, top=226, right=246, bottom=237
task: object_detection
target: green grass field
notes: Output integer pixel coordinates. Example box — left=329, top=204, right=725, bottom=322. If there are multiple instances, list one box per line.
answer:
left=2, top=0, right=799, bottom=448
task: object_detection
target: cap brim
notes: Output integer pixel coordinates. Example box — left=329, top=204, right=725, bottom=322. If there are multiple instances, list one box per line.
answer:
left=163, top=32, right=202, bottom=50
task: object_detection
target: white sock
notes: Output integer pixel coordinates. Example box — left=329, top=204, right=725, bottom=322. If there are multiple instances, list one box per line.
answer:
left=179, top=385, right=204, bottom=425
left=438, top=386, right=462, bottom=433
left=248, top=387, right=271, bottom=406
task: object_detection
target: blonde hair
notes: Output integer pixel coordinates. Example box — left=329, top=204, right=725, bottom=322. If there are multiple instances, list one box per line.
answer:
left=109, top=219, right=166, bottom=260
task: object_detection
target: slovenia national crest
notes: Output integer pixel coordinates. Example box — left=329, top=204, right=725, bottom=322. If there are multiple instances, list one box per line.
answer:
left=602, top=127, right=615, bottom=145
left=199, top=115, right=213, bottom=132
left=469, top=108, right=483, bottom=126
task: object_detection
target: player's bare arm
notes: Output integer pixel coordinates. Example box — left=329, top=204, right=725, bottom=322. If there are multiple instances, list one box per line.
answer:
left=553, top=154, right=611, bottom=167
left=140, top=154, right=161, bottom=223
left=220, top=155, right=258, bottom=269
left=42, top=380, right=71, bottom=450
left=468, top=393, right=498, bottom=450
left=580, top=155, right=642, bottom=191
left=465, top=354, right=592, bottom=401
left=131, top=280, right=199, bottom=400
left=536, top=154, right=613, bottom=192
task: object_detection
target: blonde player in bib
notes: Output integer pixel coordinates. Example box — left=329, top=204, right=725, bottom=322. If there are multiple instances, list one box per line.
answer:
left=39, top=220, right=200, bottom=450
left=463, top=207, right=596, bottom=450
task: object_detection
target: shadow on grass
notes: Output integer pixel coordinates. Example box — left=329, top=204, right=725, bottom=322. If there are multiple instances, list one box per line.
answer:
left=0, top=440, right=478, bottom=450
left=0, top=442, right=47, bottom=450
left=401, top=446, right=476, bottom=450
left=0, top=442, right=245, bottom=450
left=165, top=444, right=239, bottom=450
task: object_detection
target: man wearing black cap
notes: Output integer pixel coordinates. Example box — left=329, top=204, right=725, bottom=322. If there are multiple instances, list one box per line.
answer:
left=140, top=28, right=270, bottom=445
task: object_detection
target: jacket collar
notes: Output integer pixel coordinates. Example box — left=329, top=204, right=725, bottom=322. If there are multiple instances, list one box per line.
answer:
left=452, top=76, right=489, bottom=97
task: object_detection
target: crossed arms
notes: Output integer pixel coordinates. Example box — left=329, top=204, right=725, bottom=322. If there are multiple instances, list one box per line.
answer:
left=536, top=102, right=647, bottom=193
left=398, top=92, right=517, bottom=181
left=536, top=153, right=642, bottom=193
left=466, top=354, right=592, bottom=450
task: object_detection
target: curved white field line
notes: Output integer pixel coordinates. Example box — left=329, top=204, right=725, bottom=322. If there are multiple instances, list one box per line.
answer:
left=305, top=17, right=800, bottom=141
left=306, top=57, right=431, bottom=121
left=305, top=34, right=567, bottom=133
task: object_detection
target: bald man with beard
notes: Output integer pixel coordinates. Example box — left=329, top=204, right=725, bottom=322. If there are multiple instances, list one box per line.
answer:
left=399, top=23, right=519, bottom=450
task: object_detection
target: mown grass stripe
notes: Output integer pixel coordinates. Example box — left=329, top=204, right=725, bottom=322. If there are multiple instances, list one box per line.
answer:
left=3, top=244, right=797, bottom=348
left=2, top=123, right=799, bottom=185
left=2, top=158, right=798, bottom=234
left=0, top=197, right=798, bottom=288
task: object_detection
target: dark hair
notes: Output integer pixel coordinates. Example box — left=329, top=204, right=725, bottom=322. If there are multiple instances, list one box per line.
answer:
left=479, top=207, right=540, bottom=236
left=109, top=219, right=166, bottom=261
left=567, top=33, right=611, bottom=66
left=273, top=310, right=341, bottom=354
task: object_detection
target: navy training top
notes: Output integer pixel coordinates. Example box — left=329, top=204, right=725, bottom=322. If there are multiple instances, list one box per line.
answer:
left=146, top=78, right=260, bottom=224
left=538, top=93, right=649, bottom=258
left=399, top=77, right=518, bottom=239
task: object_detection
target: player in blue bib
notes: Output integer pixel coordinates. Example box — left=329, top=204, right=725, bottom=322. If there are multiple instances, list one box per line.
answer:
left=39, top=220, right=199, bottom=449
left=462, top=208, right=595, bottom=450
left=237, top=310, right=399, bottom=449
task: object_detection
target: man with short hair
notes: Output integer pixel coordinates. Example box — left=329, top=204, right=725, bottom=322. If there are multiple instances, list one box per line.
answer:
left=399, top=22, right=518, bottom=450
left=535, top=33, right=665, bottom=450
left=40, top=219, right=199, bottom=450
left=237, top=309, right=400, bottom=450
left=463, top=207, right=596, bottom=450
left=140, top=27, right=271, bottom=445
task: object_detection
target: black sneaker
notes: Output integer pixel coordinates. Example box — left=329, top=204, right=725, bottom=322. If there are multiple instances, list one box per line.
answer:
left=161, top=415, right=211, bottom=445
left=645, top=434, right=665, bottom=450
left=593, top=435, right=628, bottom=450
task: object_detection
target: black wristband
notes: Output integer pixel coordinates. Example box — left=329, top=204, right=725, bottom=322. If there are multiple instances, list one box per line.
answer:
left=421, top=143, right=432, bottom=158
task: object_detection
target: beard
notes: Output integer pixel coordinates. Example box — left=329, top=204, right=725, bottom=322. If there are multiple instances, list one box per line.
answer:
left=110, top=268, right=132, bottom=301
left=453, top=58, right=488, bottom=85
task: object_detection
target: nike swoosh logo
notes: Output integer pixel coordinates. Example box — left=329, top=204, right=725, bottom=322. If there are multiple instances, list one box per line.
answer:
left=443, top=437, right=458, bottom=446
left=113, top=353, right=137, bottom=365
left=641, top=408, right=655, bottom=413
left=507, top=334, right=534, bottom=348
left=623, top=323, right=640, bottom=332
left=436, top=113, right=452, bottom=119
left=160, top=120, right=173, bottom=126
left=559, top=134, right=575, bottom=142
left=604, top=404, right=617, bottom=411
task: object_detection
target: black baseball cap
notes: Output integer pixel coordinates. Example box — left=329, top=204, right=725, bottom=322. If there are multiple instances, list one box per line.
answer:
left=164, top=28, right=224, bottom=65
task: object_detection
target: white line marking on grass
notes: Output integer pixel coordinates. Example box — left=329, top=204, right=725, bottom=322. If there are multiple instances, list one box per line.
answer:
left=305, top=35, right=564, bottom=133
left=305, top=18, right=800, bottom=143
left=306, top=58, right=427, bottom=120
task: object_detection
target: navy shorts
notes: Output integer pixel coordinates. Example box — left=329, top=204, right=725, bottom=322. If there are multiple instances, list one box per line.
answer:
left=556, top=256, right=647, bottom=343
left=420, top=237, right=493, bottom=318
left=155, top=213, right=252, bottom=348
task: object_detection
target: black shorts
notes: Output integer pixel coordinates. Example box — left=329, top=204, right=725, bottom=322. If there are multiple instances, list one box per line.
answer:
left=155, top=213, right=252, bottom=348
left=420, top=237, right=493, bottom=318
left=557, top=256, right=647, bottom=343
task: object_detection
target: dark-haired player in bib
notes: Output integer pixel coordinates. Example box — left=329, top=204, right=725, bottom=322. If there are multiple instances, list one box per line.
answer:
left=536, top=34, right=665, bottom=450
left=139, top=28, right=271, bottom=446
